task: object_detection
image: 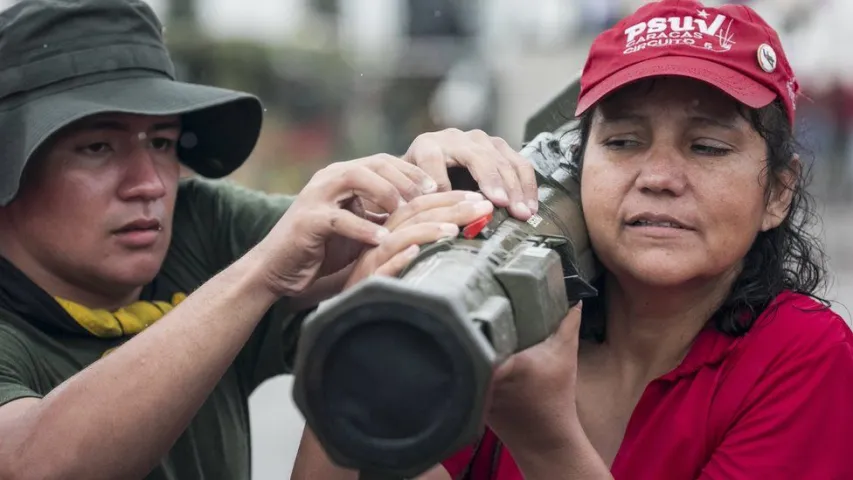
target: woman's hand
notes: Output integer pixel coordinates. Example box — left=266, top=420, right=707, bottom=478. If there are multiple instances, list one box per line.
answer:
left=484, top=302, right=611, bottom=479
left=343, top=190, right=494, bottom=289
left=486, top=301, right=584, bottom=452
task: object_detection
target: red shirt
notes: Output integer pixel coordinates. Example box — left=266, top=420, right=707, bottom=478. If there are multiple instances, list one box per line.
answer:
left=441, top=291, right=853, bottom=479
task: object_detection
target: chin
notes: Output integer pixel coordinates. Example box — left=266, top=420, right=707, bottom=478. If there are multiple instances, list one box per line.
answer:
left=608, top=251, right=705, bottom=288
left=104, top=252, right=166, bottom=288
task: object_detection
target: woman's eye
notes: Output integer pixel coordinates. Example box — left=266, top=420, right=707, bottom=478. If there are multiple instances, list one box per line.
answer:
left=604, top=138, right=640, bottom=149
left=692, top=143, right=732, bottom=156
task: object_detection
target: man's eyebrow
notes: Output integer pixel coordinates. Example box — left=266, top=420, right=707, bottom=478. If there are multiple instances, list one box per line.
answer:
left=151, top=121, right=182, bottom=131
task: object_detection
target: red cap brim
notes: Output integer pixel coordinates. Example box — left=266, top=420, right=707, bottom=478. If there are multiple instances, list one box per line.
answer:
left=575, top=56, right=777, bottom=117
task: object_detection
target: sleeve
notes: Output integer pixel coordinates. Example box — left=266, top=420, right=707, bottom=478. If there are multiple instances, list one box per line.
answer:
left=441, top=429, right=500, bottom=480
left=0, top=324, right=42, bottom=408
left=174, top=177, right=307, bottom=391
left=699, top=337, right=853, bottom=479
left=187, top=177, right=295, bottom=268
left=441, top=446, right=475, bottom=479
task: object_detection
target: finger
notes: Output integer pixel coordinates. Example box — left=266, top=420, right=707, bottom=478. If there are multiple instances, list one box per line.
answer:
left=379, top=154, right=439, bottom=195
left=383, top=190, right=485, bottom=231
left=363, top=155, right=426, bottom=202
left=404, top=136, right=453, bottom=193
left=322, top=164, right=406, bottom=215
left=491, top=136, right=540, bottom=215
left=369, top=222, right=462, bottom=277
left=363, top=211, right=390, bottom=224
left=452, top=143, right=509, bottom=208
left=462, top=130, right=529, bottom=216
left=375, top=222, right=460, bottom=260
left=549, top=301, right=583, bottom=350
left=373, top=244, right=421, bottom=277
left=394, top=198, right=494, bottom=231
left=364, top=154, right=440, bottom=201
left=316, top=208, right=390, bottom=246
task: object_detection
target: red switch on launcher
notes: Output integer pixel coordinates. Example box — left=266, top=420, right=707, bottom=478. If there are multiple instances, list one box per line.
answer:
left=462, top=213, right=493, bottom=239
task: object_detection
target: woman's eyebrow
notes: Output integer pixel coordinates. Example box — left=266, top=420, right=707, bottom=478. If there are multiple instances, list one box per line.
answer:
left=687, top=115, right=740, bottom=131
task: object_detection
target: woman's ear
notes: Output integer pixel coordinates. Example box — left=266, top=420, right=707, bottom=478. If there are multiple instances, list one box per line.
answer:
left=761, top=153, right=799, bottom=232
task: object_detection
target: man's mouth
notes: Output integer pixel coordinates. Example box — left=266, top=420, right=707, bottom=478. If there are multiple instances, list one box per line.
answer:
left=114, top=219, right=162, bottom=234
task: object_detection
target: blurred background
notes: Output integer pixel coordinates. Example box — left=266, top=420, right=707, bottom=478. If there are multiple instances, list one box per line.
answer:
left=3, top=0, right=850, bottom=476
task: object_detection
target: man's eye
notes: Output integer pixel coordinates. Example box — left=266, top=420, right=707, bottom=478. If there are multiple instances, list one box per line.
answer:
left=79, top=142, right=112, bottom=155
left=150, top=138, right=176, bottom=151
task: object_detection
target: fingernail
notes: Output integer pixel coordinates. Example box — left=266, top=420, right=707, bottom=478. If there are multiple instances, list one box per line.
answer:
left=439, top=223, right=460, bottom=237
left=473, top=200, right=494, bottom=216
left=422, top=179, right=437, bottom=193
left=488, top=187, right=509, bottom=204
left=465, top=192, right=485, bottom=202
left=375, top=227, right=390, bottom=242
left=404, top=244, right=420, bottom=258
left=514, top=202, right=531, bottom=218
left=527, top=199, right=539, bottom=213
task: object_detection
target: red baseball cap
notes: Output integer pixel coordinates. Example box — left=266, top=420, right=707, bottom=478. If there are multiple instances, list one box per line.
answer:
left=575, top=0, right=800, bottom=127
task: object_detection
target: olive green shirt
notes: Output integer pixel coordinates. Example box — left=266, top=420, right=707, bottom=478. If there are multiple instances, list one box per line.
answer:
left=0, top=177, right=302, bottom=479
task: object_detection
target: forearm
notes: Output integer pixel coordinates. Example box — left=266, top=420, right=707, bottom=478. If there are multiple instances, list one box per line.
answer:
left=291, top=427, right=358, bottom=480
left=3, top=251, right=280, bottom=480
left=512, top=426, right=613, bottom=480
left=290, top=427, right=451, bottom=480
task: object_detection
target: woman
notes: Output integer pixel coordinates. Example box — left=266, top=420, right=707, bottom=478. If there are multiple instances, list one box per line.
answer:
left=291, top=0, right=853, bottom=479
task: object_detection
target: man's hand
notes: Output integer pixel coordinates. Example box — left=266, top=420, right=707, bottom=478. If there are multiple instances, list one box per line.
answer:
left=253, top=154, right=438, bottom=297
left=343, top=190, right=494, bottom=289
left=403, top=128, right=539, bottom=221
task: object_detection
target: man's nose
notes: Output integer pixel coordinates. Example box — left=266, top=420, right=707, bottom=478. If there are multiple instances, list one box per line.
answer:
left=118, top=147, right=168, bottom=201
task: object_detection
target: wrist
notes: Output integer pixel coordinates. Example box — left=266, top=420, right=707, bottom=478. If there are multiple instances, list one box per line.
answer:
left=232, top=248, right=287, bottom=308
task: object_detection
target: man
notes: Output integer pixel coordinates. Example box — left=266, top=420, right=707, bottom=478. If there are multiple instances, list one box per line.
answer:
left=0, top=1, right=538, bottom=479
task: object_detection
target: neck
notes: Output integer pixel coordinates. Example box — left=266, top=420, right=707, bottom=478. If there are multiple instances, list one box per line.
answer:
left=0, top=241, right=141, bottom=311
left=599, top=269, right=737, bottom=382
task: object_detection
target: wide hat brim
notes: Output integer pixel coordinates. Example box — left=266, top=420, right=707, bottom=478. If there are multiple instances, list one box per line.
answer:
left=0, top=73, right=263, bottom=206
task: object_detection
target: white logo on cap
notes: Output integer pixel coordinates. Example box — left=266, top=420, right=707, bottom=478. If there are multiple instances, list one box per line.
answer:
left=623, top=10, right=736, bottom=55
left=757, top=43, right=777, bottom=73
left=787, top=78, right=798, bottom=111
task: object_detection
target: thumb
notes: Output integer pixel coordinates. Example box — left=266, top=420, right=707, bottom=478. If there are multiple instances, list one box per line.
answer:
left=549, top=300, right=583, bottom=349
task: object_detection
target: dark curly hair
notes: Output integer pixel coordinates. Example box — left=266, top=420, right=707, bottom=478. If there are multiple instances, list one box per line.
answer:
left=567, top=89, right=830, bottom=341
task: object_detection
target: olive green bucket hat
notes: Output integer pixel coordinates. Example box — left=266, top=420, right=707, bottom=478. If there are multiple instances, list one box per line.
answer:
left=0, top=0, right=264, bottom=206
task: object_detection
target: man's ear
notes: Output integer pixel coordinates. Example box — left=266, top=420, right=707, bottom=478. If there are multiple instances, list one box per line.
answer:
left=761, top=153, right=799, bottom=232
